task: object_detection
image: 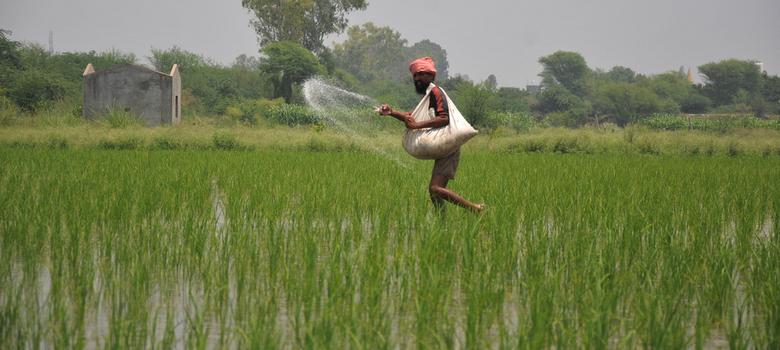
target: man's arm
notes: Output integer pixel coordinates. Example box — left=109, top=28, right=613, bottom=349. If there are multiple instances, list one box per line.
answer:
left=408, top=115, right=448, bottom=129
left=378, top=104, right=449, bottom=129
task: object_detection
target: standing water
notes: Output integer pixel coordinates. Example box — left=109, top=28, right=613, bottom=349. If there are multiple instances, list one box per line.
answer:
left=302, top=77, right=411, bottom=168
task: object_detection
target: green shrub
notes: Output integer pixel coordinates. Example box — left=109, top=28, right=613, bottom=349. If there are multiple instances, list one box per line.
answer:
left=212, top=131, right=241, bottom=150
left=267, top=104, right=321, bottom=126
left=636, top=140, right=661, bottom=155
left=6, top=70, right=68, bottom=112
left=639, top=113, right=780, bottom=132
left=544, top=111, right=579, bottom=127
left=522, top=139, right=546, bottom=153
left=552, top=137, right=578, bottom=154
left=151, top=136, right=182, bottom=150
left=45, top=135, right=69, bottom=149
left=228, top=98, right=285, bottom=125
left=97, top=137, right=142, bottom=150
left=34, top=99, right=84, bottom=127
left=484, top=111, right=536, bottom=132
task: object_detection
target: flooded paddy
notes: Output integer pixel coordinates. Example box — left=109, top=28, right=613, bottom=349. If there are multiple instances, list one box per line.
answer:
left=1, top=149, right=778, bottom=348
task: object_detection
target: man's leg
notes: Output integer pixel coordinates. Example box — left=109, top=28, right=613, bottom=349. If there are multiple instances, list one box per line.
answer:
left=428, top=174, right=484, bottom=213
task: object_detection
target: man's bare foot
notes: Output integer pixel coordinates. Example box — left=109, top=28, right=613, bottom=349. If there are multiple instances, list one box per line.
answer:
left=473, top=203, right=486, bottom=214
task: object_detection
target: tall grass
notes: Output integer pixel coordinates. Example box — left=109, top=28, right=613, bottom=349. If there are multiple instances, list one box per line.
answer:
left=0, top=148, right=778, bottom=348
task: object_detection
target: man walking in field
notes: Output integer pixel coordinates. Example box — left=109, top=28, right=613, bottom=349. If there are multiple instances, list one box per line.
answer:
left=378, top=57, right=485, bottom=213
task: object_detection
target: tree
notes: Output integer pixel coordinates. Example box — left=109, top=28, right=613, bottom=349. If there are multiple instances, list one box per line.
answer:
left=484, top=74, right=498, bottom=91
left=631, top=71, right=714, bottom=114
left=538, top=51, right=590, bottom=97
left=6, top=70, right=67, bottom=111
left=762, top=73, right=780, bottom=114
left=333, top=23, right=408, bottom=82
left=699, top=59, right=762, bottom=106
left=604, top=66, right=636, bottom=83
left=241, top=0, right=367, bottom=53
left=0, top=29, right=21, bottom=70
left=535, top=84, right=582, bottom=114
left=592, top=82, right=665, bottom=126
left=494, top=87, right=530, bottom=113
left=149, top=46, right=211, bottom=73
left=451, top=80, right=495, bottom=127
left=405, top=39, right=449, bottom=80
left=260, top=41, right=324, bottom=102
left=0, top=29, right=22, bottom=93
left=233, top=54, right=260, bottom=70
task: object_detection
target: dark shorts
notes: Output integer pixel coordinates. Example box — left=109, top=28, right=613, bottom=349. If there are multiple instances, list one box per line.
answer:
left=432, top=148, right=461, bottom=180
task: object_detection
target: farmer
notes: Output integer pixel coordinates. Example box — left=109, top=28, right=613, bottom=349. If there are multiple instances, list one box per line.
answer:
left=378, top=57, right=485, bottom=213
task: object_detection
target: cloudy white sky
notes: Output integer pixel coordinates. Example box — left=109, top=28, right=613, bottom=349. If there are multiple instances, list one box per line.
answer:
left=1, top=0, right=778, bottom=87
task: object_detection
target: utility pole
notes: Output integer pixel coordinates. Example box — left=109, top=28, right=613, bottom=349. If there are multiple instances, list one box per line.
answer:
left=48, top=30, right=54, bottom=55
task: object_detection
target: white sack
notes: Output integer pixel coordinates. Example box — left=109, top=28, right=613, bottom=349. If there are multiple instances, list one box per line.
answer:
left=403, top=84, right=478, bottom=159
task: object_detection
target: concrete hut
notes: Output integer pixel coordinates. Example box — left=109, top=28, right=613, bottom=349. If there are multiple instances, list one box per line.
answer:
left=82, top=63, right=181, bottom=125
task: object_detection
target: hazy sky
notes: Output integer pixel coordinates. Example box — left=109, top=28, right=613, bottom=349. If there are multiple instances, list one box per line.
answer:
left=2, top=0, right=778, bottom=87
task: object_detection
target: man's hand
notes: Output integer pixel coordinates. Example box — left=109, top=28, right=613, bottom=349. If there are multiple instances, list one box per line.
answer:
left=378, top=104, right=392, bottom=116
left=379, top=103, right=417, bottom=128
left=403, top=115, right=417, bottom=129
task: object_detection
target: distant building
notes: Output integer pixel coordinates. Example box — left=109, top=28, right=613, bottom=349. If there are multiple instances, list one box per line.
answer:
left=687, top=68, right=694, bottom=84
left=82, top=63, right=181, bottom=126
left=525, top=80, right=543, bottom=94
left=755, top=61, right=764, bottom=73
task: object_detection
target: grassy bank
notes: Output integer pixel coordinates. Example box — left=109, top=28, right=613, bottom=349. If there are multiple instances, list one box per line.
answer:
left=2, top=119, right=780, bottom=157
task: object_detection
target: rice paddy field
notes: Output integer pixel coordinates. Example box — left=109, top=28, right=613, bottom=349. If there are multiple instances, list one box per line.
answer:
left=1, top=147, right=779, bottom=349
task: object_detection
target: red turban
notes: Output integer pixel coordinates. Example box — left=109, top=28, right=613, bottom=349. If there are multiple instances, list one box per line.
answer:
left=409, top=57, right=437, bottom=77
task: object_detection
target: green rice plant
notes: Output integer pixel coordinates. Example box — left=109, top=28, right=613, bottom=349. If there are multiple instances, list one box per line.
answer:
left=212, top=131, right=242, bottom=150
left=97, top=136, right=142, bottom=150
left=0, top=142, right=779, bottom=348
left=150, top=135, right=183, bottom=150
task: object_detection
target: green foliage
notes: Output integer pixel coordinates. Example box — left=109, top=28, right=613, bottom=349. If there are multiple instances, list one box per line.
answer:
left=0, top=29, right=22, bottom=69
left=450, top=81, right=495, bottom=127
left=97, top=136, right=142, bottom=150
left=4, top=147, right=779, bottom=347
left=212, top=131, right=241, bottom=150
left=539, top=51, right=590, bottom=97
left=149, top=46, right=211, bottom=73
left=602, top=66, right=637, bottom=83
left=19, top=45, right=135, bottom=89
left=592, top=82, right=667, bottom=126
left=148, top=48, right=274, bottom=115
left=151, top=135, right=183, bottom=150
left=699, top=59, right=763, bottom=106
left=333, top=23, right=409, bottom=82
left=260, top=41, right=324, bottom=102
left=536, top=84, right=583, bottom=114
left=680, top=93, right=712, bottom=114
left=0, top=95, right=20, bottom=126
left=333, top=23, right=451, bottom=84
left=494, top=87, right=531, bottom=113
left=100, top=108, right=144, bottom=128
left=483, top=111, right=536, bottom=132
left=241, top=0, right=367, bottom=53
left=544, top=111, right=581, bottom=128
left=6, top=69, right=67, bottom=112
left=639, top=113, right=780, bottom=132
left=227, top=98, right=285, bottom=125
left=267, top=104, right=321, bottom=126
left=362, top=79, right=418, bottom=110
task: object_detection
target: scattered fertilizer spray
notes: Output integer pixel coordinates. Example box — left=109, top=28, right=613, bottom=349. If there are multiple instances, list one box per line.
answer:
left=302, top=77, right=411, bottom=168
